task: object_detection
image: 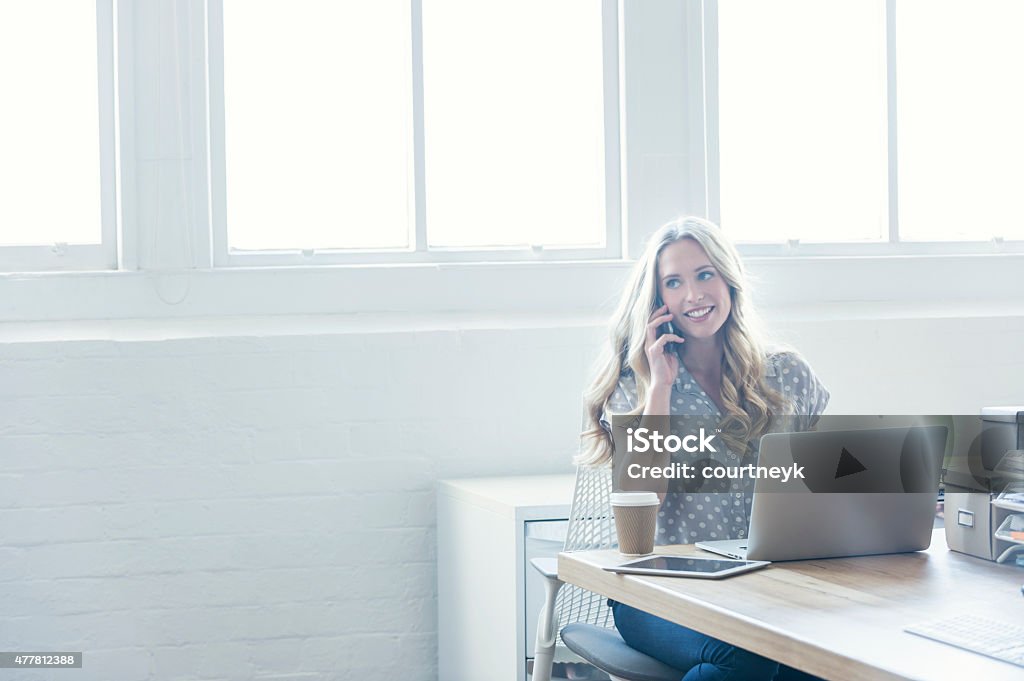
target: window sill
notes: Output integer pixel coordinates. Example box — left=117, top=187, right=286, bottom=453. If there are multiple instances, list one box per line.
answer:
left=3, top=300, right=1024, bottom=347
left=0, top=252, right=1022, bottom=323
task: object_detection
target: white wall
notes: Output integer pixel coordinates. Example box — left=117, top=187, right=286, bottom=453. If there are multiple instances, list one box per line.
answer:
left=0, top=316, right=593, bottom=681
left=2, top=309, right=1023, bottom=681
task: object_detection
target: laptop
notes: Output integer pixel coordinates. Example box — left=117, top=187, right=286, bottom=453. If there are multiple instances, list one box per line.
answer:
left=696, top=425, right=947, bottom=562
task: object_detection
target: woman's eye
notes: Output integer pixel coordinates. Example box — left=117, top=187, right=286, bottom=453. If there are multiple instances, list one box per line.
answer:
left=698, top=271, right=714, bottom=281
left=665, top=279, right=680, bottom=289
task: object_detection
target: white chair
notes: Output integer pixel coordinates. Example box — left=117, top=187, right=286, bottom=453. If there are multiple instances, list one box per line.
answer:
left=531, top=465, right=685, bottom=681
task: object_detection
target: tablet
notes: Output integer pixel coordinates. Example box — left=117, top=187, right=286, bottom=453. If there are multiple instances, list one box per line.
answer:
left=602, top=555, right=770, bottom=579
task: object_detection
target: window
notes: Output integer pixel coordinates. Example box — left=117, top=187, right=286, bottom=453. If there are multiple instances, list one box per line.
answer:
left=208, top=0, right=621, bottom=265
left=3, top=1, right=1024, bottom=319
left=716, top=0, right=887, bottom=245
left=215, top=0, right=413, bottom=253
left=711, top=0, right=1024, bottom=252
left=896, top=0, right=1024, bottom=242
left=422, top=0, right=608, bottom=250
left=0, top=0, right=117, bottom=271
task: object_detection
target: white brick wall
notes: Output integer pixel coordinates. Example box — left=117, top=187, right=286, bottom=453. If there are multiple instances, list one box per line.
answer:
left=1, top=313, right=1022, bottom=680
left=0, top=322, right=594, bottom=681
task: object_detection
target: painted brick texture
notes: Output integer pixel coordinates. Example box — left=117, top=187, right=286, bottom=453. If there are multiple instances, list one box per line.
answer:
left=1, top=315, right=1022, bottom=680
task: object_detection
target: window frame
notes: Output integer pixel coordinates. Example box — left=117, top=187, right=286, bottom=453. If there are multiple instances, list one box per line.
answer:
left=701, top=0, right=1024, bottom=256
left=0, top=0, right=119, bottom=272
left=205, top=0, right=624, bottom=267
left=4, top=1, right=1024, bottom=325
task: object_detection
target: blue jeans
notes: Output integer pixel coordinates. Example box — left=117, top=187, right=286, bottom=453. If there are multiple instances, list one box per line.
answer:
left=611, top=601, right=823, bottom=681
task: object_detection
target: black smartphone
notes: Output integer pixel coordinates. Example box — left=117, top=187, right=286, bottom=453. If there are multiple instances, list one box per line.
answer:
left=655, top=296, right=678, bottom=351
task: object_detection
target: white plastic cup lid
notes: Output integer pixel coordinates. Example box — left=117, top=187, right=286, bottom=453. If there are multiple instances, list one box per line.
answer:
left=610, top=492, right=660, bottom=507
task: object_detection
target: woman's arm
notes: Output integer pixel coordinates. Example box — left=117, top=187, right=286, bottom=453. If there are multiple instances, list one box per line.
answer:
left=612, top=304, right=683, bottom=502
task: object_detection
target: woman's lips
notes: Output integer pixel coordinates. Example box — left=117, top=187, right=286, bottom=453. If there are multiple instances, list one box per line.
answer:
left=682, top=305, right=715, bottom=323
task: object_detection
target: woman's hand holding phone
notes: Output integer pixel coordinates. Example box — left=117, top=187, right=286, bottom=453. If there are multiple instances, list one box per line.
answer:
left=646, top=304, right=684, bottom=392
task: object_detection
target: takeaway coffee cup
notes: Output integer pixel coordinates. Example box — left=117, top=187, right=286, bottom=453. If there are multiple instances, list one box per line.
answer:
left=610, top=492, right=660, bottom=556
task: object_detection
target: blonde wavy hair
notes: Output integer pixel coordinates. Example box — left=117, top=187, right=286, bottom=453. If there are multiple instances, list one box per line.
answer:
left=576, top=217, right=793, bottom=465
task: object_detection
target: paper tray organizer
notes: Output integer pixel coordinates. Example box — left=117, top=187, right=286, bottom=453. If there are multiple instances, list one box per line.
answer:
left=992, top=514, right=1024, bottom=544
left=991, top=484, right=1024, bottom=564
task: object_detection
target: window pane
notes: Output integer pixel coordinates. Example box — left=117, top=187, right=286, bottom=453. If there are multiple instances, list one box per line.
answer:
left=897, top=0, right=1024, bottom=241
left=718, top=0, right=888, bottom=243
left=422, top=0, right=606, bottom=248
left=222, top=0, right=412, bottom=251
left=0, top=2, right=101, bottom=247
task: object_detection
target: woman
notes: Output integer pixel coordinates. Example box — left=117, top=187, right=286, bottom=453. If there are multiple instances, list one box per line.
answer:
left=579, top=217, right=829, bottom=681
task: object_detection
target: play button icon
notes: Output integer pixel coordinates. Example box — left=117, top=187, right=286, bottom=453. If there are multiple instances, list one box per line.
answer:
left=835, top=447, right=867, bottom=479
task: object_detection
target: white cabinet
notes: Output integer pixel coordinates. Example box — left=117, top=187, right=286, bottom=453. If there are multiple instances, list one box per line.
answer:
left=437, top=475, right=577, bottom=681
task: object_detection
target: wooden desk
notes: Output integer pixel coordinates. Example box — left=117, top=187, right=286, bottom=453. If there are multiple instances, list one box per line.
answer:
left=558, top=530, right=1024, bottom=681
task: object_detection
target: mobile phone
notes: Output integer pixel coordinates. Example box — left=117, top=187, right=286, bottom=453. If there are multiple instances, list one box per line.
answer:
left=655, top=296, right=678, bottom=351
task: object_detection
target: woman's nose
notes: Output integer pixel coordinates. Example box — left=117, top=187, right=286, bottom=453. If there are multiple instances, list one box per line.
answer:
left=682, top=282, right=699, bottom=303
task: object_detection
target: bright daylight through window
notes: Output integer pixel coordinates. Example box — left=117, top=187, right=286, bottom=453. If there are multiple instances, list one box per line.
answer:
left=421, top=0, right=606, bottom=249
left=0, top=3, right=102, bottom=248
left=219, top=0, right=608, bottom=256
left=717, top=0, right=1024, bottom=245
left=717, top=0, right=888, bottom=244
left=895, top=0, right=1024, bottom=241
left=221, top=0, right=413, bottom=251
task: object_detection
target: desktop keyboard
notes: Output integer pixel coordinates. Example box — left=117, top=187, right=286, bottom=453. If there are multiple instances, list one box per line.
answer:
left=905, top=614, right=1024, bottom=668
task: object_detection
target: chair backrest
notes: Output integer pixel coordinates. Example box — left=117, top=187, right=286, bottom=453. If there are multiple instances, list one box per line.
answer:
left=554, top=464, right=617, bottom=643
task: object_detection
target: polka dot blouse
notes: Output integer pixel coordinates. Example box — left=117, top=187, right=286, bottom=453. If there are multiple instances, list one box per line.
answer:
left=601, top=352, right=830, bottom=545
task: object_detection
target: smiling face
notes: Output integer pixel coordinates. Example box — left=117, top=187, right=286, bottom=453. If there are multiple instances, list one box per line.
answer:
left=656, top=238, right=732, bottom=341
